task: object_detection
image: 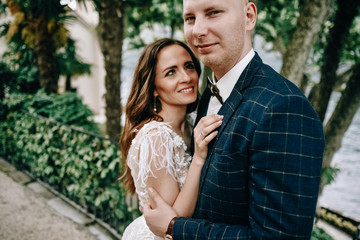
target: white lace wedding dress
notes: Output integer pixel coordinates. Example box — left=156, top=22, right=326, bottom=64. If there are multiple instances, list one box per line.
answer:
left=122, top=120, right=192, bottom=240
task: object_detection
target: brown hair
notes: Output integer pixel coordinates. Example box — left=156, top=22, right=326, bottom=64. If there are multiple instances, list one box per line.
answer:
left=119, top=38, right=201, bottom=194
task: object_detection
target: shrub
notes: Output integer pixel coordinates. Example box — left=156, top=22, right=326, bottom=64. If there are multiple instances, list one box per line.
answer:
left=3, top=89, right=99, bottom=133
left=0, top=111, right=139, bottom=233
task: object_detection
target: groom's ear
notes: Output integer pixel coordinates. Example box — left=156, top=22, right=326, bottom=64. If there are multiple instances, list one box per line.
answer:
left=245, top=2, right=257, bottom=31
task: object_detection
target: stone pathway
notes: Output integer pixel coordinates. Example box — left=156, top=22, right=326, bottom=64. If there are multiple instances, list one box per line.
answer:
left=0, top=157, right=120, bottom=240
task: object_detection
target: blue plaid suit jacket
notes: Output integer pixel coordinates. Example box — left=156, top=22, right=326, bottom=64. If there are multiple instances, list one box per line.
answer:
left=173, top=53, right=325, bottom=239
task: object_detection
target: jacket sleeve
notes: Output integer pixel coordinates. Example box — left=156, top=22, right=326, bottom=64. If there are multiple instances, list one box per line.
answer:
left=172, top=93, right=325, bottom=240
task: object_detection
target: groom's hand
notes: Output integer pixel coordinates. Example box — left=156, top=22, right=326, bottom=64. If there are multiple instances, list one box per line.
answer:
left=143, top=187, right=178, bottom=237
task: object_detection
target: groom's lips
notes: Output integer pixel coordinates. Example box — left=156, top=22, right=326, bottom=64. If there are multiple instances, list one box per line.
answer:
left=196, top=43, right=217, bottom=54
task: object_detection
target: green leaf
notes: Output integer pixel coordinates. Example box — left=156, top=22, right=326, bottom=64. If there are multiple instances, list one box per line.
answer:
left=100, top=168, right=109, bottom=179
left=321, top=167, right=340, bottom=186
left=108, top=159, right=118, bottom=171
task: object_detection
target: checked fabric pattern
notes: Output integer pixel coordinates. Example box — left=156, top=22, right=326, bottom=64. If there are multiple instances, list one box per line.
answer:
left=173, top=53, right=325, bottom=239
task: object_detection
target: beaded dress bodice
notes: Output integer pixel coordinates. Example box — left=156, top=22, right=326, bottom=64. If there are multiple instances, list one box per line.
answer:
left=122, top=120, right=192, bottom=240
left=127, top=120, right=192, bottom=205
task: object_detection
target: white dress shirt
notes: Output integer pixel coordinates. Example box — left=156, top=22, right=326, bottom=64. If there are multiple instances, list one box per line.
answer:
left=207, top=49, right=255, bottom=116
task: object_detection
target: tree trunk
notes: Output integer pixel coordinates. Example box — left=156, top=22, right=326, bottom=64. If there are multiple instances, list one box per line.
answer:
left=34, top=16, right=60, bottom=94
left=280, top=0, right=334, bottom=87
left=319, top=63, right=360, bottom=194
left=309, top=0, right=360, bottom=122
left=299, top=73, right=310, bottom=93
left=98, top=1, right=124, bottom=142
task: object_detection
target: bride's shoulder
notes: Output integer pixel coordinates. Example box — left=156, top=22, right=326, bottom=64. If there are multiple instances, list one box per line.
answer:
left=138, top=120, right=172, bottom=136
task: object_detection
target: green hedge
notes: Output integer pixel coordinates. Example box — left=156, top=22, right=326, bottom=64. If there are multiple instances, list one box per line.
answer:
left=0, top=111, right=140, bottom=233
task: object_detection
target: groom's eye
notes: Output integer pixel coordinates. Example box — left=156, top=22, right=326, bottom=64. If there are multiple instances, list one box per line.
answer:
left=184, top=16, right=195, bottom=24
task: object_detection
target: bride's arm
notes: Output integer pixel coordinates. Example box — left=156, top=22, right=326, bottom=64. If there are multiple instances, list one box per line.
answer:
left=146, top=114, right=223, bottom=217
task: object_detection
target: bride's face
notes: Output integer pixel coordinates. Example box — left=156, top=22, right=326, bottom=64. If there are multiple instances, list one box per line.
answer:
left=154, top=44, right=199, bottom=111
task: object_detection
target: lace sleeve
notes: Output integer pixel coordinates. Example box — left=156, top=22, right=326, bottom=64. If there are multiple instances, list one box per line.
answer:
left=127, top=122, right=178, bottom=194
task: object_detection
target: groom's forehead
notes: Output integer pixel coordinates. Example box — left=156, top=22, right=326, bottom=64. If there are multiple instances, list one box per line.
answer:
left=182, top=0, right=243, bottom=12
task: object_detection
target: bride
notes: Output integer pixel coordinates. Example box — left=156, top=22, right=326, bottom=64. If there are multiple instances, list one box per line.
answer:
left=120, top=38, right=223, bottom=239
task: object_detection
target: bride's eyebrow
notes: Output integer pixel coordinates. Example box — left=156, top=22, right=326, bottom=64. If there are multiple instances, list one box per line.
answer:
left=162, top=65, right=177, bottom=73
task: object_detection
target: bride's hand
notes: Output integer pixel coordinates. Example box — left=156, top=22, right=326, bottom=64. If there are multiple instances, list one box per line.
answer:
left=193, top=114, right=223, bottom=163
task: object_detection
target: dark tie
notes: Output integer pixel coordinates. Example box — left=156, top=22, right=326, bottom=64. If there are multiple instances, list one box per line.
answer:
left=207, top=77, right=223, bottom=104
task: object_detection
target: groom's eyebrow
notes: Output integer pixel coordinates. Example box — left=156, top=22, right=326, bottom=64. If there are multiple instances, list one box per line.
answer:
left=182, top=5, right=194, bottom=19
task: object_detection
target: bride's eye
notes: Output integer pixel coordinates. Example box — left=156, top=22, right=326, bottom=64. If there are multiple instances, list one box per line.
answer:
left=165, top=69, right=175, bottom=77
left=186, top=63, right=195, bottom=69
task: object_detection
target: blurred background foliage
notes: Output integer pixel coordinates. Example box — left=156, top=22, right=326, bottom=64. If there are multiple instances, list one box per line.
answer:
left=0, top=0, right=359, bottom=238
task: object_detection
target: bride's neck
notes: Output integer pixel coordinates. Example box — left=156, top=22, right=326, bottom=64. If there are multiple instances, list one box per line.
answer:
left=158, top=106, right=187, bottom=137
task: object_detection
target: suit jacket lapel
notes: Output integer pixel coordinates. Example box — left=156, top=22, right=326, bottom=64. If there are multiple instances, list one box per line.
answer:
left=198, top=53, right=263, bottom=191
left=195, top=88, right=211, bottom=125
left=216, top=53, right=263, bottom=138
left=190, top=87, right=211, bottom=156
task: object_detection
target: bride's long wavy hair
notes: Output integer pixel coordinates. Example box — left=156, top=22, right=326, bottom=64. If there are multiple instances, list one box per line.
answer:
left=119, top=38, right=201, bottom=194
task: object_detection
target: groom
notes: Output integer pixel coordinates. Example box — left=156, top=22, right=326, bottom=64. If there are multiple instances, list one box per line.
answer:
left=143, top=0, right=325, bottom=239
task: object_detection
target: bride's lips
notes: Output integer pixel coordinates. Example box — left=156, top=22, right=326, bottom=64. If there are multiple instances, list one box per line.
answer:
left=178, top=87, right=195, bottom=93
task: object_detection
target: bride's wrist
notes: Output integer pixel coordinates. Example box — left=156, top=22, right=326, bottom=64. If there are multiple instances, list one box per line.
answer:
left=191, top=156, right=205, bottom=167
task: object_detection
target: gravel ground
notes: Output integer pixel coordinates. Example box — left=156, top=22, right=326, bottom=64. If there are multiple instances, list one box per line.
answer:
left=0, top=171, right=97, bottom=240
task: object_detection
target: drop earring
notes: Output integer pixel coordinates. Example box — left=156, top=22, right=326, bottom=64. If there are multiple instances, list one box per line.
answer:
left=153, top=96, right=157, bottom=112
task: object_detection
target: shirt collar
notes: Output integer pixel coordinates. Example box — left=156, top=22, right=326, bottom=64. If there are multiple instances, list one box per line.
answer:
left=212, top=49, right=255, bottom=102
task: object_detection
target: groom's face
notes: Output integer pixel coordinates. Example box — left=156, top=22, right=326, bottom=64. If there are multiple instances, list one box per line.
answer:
left=183, top=0, right=254, bottom=76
